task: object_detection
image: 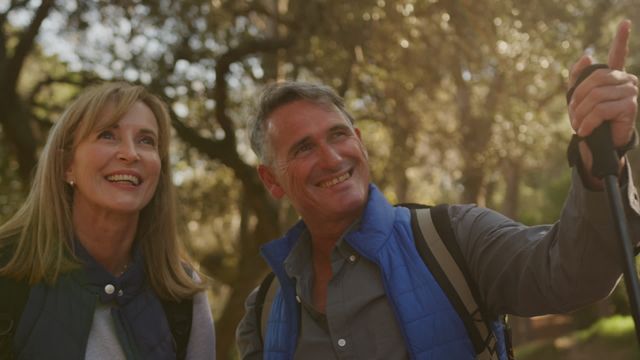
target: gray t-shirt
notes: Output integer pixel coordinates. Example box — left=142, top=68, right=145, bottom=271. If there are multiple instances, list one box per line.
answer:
left=236, top=169, right=640, bottom=359
left=86, top=274, right=216, bottom=360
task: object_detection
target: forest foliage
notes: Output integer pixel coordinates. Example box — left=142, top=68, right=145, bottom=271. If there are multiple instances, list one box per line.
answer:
left=1, top=0, right=639, bottom=357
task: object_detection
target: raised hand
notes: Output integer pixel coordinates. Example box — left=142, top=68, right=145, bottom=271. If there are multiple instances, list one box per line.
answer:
left=568, top=20, right=638, bottom=148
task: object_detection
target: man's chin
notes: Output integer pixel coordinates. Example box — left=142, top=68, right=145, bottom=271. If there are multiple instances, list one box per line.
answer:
left=328, top=197, right=366, bottom=217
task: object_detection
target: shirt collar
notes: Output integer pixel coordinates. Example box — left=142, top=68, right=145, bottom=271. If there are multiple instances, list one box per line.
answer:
left=283, top=218, right=362, bottom=291
left=72, top=240, right=145, bottom=305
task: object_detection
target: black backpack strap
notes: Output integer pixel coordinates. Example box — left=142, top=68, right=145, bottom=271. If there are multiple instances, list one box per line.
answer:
left=255, top=272, right=279, bottom=345
left=160, top=264, right=196, bottom=360
left=0, top=276, right=29, bottom=360
left=409, top=204, right=500, bottom=360
left=160, top=296, right=193, bottom=360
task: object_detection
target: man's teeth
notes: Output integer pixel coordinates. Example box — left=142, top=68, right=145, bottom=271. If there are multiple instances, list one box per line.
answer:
left=320, top=172, right=351, bottom=188
left=107, top=174, right=140, bottom=185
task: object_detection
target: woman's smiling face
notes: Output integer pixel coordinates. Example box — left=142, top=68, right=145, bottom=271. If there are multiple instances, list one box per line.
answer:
left=66, top=101, right=161, bottom=216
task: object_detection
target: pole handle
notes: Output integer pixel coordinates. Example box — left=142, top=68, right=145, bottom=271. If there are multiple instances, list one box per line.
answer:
left=566, top=63, right=620, bottom=179
left=586, top=123, right=620, bottom=178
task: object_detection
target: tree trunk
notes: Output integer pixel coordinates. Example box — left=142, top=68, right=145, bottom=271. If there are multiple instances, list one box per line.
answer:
left=0, top=91, right=38, bottom=182
left=501, top=161, right=521, bottom=219
left=212, top=177, right=281, bottom=359
left=0, top=0, right=54, bottom=183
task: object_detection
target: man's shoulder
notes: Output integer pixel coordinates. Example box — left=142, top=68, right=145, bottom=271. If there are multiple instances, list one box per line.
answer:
left=261, top=220, right=307, bottom=272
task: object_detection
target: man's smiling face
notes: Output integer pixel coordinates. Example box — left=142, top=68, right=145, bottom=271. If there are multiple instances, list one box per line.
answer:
left=258, top=100, right=370, bottom=225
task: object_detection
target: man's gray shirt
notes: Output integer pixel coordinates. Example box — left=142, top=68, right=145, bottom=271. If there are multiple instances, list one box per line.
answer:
left=236, top=168, right=640, bottom=359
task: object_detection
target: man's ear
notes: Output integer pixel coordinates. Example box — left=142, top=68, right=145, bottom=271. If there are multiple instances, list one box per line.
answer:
left=258, top=164, right=285, bottom=199
left=354, top=127, right=369, bottom=160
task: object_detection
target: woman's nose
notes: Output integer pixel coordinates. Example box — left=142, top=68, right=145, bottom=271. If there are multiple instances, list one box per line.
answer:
left=117, top=139, right=141, bottom=162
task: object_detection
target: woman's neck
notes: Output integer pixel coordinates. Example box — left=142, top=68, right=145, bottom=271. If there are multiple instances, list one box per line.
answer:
left=72, top=204, right=138, bottom=275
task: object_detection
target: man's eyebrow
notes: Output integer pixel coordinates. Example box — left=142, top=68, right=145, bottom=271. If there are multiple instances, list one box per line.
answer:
left=285, top=124, right=353, bottom=157
left=329, top=124, right=352, bottom=133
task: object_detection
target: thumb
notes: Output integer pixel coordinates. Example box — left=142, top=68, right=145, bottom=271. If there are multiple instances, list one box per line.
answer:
left=569, top=55, right=594, bottom=88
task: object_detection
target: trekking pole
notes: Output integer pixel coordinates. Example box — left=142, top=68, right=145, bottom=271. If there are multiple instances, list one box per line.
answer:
left=588, top=122, right=640, bottom=344
left=574, top=64, right=640, bottom=344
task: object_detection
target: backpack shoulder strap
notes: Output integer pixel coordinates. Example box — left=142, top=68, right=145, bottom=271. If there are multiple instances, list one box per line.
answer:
left=160, top=266, right=195, bottom=360
left=0, top=275, right=29, bottom=359
left=409, top=204, right=499, bottom=360
left=160, top=296, right=193, bottom=360
left=255, top=271, right=279, bottom=345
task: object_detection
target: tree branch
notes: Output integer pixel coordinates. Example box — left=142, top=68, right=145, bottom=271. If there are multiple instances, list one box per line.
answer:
left=171, top=112, right=230, bottom=160
left=170, top=107, right=279, bottom=235
left=5, top=0, right=54, bottom=89
left=26, top=72, right=98, bottom=106
left=212, top=36, right=294, bottom=144
left=336, top=46, right=357, bottom=97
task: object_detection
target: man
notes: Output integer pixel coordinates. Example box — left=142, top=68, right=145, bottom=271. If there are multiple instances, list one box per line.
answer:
left=237, top=20, right=640, bottom=359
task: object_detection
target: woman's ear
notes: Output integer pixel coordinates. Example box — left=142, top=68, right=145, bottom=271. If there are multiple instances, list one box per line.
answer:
left=65, top=160, right=75, bottom=186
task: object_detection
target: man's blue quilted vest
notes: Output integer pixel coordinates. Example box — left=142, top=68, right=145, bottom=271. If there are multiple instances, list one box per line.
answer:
left=260, top=184, right=507, bottom=360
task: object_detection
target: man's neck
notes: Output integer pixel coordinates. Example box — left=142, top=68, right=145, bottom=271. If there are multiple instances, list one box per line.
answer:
left=307, top=217, right=358, bottom=313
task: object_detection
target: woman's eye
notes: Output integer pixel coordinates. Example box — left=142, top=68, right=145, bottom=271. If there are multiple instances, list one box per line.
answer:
left=140, top=136, right=157, bottom=146
left=97, top=130, right=115, bottom=140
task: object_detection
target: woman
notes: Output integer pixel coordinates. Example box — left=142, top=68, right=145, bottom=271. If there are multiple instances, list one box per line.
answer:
left=0, top=83, right=215, bottom=359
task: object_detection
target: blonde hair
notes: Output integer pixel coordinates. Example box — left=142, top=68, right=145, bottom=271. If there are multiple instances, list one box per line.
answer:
left=0, top=82, right=203, bottom=300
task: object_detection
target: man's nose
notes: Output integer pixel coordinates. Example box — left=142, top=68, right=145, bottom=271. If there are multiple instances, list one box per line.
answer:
left=318, top=143, right=342, bottom=167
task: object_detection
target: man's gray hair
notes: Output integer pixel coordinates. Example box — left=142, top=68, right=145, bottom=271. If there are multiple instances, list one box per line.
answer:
left=249, top=81, right=355, bottom=164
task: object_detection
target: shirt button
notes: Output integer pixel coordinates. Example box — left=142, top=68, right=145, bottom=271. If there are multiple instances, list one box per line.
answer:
left=337, top=338, right=347, bottom=347
left=348, top=255, right=357, bottom=263
left=104, top=284, right=115, bottom=295
left=117, top=289, right=124, bottom=297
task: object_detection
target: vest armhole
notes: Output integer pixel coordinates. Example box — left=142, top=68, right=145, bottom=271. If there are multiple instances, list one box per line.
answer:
left=410, top=205, right=500, bottom=359
left=255, top=272, right=277, bottom=345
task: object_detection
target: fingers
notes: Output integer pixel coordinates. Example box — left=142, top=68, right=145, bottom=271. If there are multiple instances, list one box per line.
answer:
left=569, top=55, right=594, bottom=88
left=570, top=71, right=638, bottom=122
left=608, top=20, right=631, bottom=70
left=570, top=76, right=638, bottom=138
left=567, top=19, right=636, bottom=151
left=574, top=98, right=637, bottom=142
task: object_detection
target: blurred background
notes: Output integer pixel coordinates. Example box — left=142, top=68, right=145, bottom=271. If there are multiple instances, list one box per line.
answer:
left=1, top=0, right=640, bottom=358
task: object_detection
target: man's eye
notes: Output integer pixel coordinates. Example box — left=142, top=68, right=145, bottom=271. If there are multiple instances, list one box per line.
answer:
left=333, top=131, right=347, bottom=138
left=330, top=130, right=350, bottom=141
left=295, top=143, right=313, bottom=156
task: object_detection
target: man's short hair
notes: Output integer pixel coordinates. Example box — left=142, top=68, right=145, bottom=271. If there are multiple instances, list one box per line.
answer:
left=249, top=81, right=355, bottom=164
